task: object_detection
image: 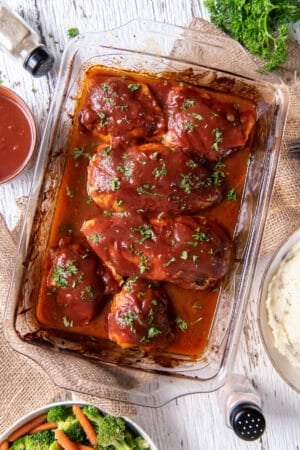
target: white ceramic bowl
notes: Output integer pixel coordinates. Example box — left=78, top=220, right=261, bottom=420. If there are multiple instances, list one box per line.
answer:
left=258, top=228, right=300, bottom=393
left=288, top=20, right=300, bottom=43
left=0, top=401, right=157, bottom=449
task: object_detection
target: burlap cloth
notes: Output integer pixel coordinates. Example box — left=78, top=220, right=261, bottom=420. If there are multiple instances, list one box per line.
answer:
left=0, top=17, right=299, bottom=433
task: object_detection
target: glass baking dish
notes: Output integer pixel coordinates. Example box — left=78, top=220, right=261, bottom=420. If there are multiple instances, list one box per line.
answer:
left=4, top=20, right=288, bottom=407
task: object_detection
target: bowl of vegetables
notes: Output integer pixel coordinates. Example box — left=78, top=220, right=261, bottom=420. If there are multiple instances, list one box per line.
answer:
left=0, top=401, right=157, bottom=449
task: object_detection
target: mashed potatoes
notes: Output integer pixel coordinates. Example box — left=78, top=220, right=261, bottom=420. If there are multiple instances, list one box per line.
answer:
left=266, top=241, right=300, bottom=369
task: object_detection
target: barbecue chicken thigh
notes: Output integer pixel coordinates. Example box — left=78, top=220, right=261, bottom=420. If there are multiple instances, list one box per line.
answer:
left=46, top=240, right=105, bottom=326
left=108, top=278, right=174, bottom=351
left=78, top=76, right=165, bottom=144
left=163, top=85, right=256, bottom=161
left=81, top=213, right=233, bottom=290
left=87, top=142, right=224, bottom=216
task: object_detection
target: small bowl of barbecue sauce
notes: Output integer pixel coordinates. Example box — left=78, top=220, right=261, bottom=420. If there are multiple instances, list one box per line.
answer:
left=0, top=85, right=37, bottom=183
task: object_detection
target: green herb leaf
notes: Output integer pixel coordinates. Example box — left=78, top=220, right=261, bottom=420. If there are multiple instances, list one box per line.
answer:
left=227, top=187, right=238, bottom=201
left=204, top=0, right=300, bottom=71
left=128, top=83, right=141, bottom=91
left=175, top=316, right=188, bottom=331
left=67, top=27, right=79, bottom=38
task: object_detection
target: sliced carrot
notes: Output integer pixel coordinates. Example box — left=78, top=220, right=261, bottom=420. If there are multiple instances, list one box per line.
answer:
left=29, top=421, right=57, bottom=433
left=0, top=440, right=9, bottom=450
left=72, top=405, right=97, bottom=446
left=55, top=429, right=79, bottom=450
left=8, top=413, right=47, bottom=442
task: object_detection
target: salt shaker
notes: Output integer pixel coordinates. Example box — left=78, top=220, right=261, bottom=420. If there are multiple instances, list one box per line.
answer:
left=218, top=374, right=266, bottom=441
left=0, top=0, right=54, bottom=76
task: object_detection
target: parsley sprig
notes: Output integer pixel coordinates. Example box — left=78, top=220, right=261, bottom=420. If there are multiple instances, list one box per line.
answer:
left=205, top=0, right=300, bottom=71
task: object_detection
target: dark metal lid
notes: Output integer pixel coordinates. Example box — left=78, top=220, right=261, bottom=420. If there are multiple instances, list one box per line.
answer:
left=23, top=45, right=54, bottom=77
left=230, top=402, right=266, bottom=441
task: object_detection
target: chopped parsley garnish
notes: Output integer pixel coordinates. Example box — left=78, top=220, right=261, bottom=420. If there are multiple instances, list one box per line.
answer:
left=124, top=276, right=139, bottom=292
left=210, top=161, right=225, bottom=186
left=101, top=82, right=112, bottom=93
left=175, top=317, right=188, bottom=331
left=192, top=112, right=204, bottom=121
left=66, top=186, right=73, bottom=197
left=227, top=187, right=238, bottom=201
left=128, top=83, right=141, bottom=91
left=109, top=177, right=121, bottom=191
left=73, top=147, right=91, bottom=160
left=183, top=120, right=199, bottom=133
left=103, top=96, right=116, bottom=107
left=211, top=128, right=223, bottom=151
left=132, top=224, right=152, bottom=244
left=181, top=250, right=189, bottom=260
left=136, top=184, right=155, bottom=195
left=181, top=99, right=195, bottom=111
left=63, top=316, right=73, bottom=327
left=163, top=257, right=176, bottom=267
left=117, top=161, right=134, bottom=180
left=97, top=111, right=108, bottom=127
left=147, top=327, right=161, bottom=338
left=120, top=312, right=137, bottom=333
left=81, top=285, right=94, bottom=300
left=192, top=301, right=203, bottom=309
left=52, top=261, right=78, bottom=287
left=67, top=27, right=79, bottom=38
left=153, top=162, right=167, bottom=178
left=139, top=253, right=149, bottom=274
left=180, top=173, right=193, bottom=194
left=103, top=146, right=112, bottom=157
left=193, top=228, right=210, bottom=242
left=148, top=308, right=154, bottom=324
left=186, top=159, right=198, bottom=169
left=140, top=327, right=161, bottom=344
left=88, top=233, right=102, bottom=244
left=72, top=273, right=84, bottom=288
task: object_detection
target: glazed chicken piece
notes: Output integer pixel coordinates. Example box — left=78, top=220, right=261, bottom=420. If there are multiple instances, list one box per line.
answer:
left=163, top=85, right=256, bottom=162
left=108, top=278, right=174, bottom=351
left=81, top=213, right=233, bottom=290
left=87, top=142, right=224, bottom=215
left=78, top=76, right=165, bottom=144
left=46, top=240, right=105, bottom=326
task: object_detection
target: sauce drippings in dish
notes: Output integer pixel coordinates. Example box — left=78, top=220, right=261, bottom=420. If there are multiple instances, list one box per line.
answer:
left=36, top=67, right=256, bottom=360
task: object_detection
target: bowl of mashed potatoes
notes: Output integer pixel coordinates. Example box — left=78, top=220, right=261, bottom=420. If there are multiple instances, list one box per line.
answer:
left=259, top=228, right=300, bottom=393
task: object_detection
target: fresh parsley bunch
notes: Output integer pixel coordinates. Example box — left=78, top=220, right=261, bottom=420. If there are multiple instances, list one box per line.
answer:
left=204, top=0, right=300, bottom=71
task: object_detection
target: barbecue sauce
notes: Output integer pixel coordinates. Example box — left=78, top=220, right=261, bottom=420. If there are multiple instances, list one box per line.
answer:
left=36, top=66, right=255, bottom=359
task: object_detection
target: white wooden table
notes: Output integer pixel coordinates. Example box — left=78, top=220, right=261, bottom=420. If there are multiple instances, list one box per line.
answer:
left=1, top=1, right=300, bottom=449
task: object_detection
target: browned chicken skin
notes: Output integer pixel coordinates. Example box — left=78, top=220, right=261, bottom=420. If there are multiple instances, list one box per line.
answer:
left=163, top=85, right=256, bottom=161
left=87, top=142, right=224, bottom=216
left=108, top=278, right=174, bottom=351
left=81, top=213, right=233, bottom=290
left=78, top=76, right=165, bottom=144
left=46, top=240, right=105, bottom=326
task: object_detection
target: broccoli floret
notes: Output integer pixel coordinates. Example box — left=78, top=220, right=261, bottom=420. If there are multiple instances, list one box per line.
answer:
left=11, top=430, right=56, bottom=450
left=49, top=442, right=62, bottom=450
left=46, top=405, right=73, bottom=423
left=125, top=433, right=150, bottom=450
left=57, top=415, right=86, bottom=443
left=82, top=406, right=149, bottom=450
left=10, top=437, right=26, bottom=450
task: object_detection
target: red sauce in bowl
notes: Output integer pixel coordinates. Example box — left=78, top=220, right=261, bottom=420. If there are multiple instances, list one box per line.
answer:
left=0, top=86, right=36, bottom=183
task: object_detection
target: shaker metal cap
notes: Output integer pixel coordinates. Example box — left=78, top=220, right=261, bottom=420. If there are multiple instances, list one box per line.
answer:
left=230, top=403, right=266, bottom=441
left=24, top=45, right=54, bottom=77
